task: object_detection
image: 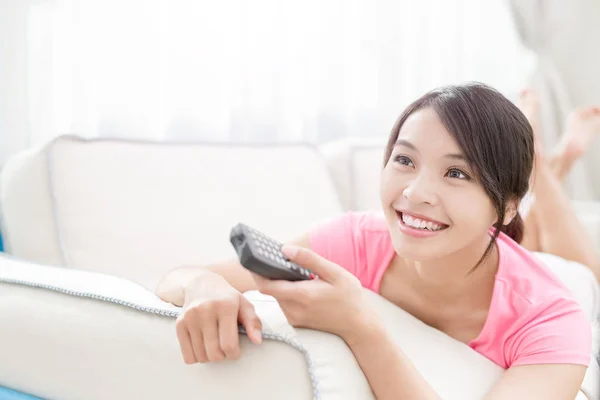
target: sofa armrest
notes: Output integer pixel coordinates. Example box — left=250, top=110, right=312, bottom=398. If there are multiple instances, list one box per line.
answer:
left=0, top=256, right=373, bottom=400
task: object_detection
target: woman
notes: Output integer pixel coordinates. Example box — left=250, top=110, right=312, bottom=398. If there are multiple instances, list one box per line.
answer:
left=157, top=83, right=594, bottom=399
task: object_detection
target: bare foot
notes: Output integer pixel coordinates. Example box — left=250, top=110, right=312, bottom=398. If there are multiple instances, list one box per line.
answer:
left=518, top=88, right=543, bottom=155
left=549, top=106, right=600, bottom=181
left=518, top=88, right=545, bottom=190
left=558, top=106, right=600, bottom=162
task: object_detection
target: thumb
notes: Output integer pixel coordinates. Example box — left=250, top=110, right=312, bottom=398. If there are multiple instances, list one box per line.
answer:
left=282, top=245, right=341, bottom=282
left=238, top=296, right=263, bottom=344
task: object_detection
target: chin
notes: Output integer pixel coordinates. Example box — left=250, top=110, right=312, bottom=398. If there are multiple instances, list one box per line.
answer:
left=386, top=215, right=452, bottom=261
left=390, top=237, right=442, bottom=261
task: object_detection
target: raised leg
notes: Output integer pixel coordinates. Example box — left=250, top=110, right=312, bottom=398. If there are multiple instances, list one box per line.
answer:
left=517, top=89, right=543, bottom=252
left=516, top=89, right=600, bottom=282
left=529, top=154, right=600, bottom=282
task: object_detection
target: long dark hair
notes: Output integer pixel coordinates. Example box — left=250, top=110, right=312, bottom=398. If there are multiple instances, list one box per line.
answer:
left=383, top=82, right=535, bottom=269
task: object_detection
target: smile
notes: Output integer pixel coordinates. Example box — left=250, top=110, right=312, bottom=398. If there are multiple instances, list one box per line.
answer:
left=395, top=211, right=449, bottom=238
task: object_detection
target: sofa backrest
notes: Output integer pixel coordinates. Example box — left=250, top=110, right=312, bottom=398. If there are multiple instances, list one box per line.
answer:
left=2, top=135, right=599, bottom=290
left=319, top=138, right=387, bottom=212
left=0, top=136, right=343, bottom=290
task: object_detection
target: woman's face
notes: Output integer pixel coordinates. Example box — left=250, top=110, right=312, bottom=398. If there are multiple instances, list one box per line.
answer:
left=380, top=108, right=498, bottom=262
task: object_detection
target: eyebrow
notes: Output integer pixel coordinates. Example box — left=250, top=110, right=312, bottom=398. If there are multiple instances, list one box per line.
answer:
left=394, top=139, right=467, bottom=161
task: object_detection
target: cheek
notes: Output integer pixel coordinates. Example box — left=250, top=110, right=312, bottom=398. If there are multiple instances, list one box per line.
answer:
left=446, top=189, right=497, bottom=229
left=380, top=166, right=403, bottom=203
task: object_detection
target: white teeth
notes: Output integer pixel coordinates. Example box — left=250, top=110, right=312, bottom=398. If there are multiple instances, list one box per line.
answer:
left=401, top=213, right=444, bottom=231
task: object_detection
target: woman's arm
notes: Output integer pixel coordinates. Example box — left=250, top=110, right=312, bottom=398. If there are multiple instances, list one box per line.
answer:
left=347, top=322, right=441, bottom=400
left=250, top=246, right=443, bottom=399
left=155, top=233, right=312, bottom=306
left=352, top=324, right=586, bottom=400
left=484, top=364, right=586, bottom=399
left=155, top=258, right=257, bottom=306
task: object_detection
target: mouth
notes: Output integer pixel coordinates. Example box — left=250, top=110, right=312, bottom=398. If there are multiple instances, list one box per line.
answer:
left=395, top=210, right=449, bottom=235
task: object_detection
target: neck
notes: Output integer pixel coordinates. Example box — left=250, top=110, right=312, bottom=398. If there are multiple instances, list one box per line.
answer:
left=402, top=234, right=498, bottom=302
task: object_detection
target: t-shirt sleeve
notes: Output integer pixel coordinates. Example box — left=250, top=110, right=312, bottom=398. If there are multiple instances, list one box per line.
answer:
left=508, top=296, right=592, bottom=367
left=308, top=211, right=366, bottom=286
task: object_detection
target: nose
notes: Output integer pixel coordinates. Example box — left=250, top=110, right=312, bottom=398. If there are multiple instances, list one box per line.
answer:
left=402, top=173, right=438, bottom=206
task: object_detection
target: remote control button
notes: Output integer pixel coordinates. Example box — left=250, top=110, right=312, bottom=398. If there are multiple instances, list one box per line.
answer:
left=309, top=273, right=315, bottom=279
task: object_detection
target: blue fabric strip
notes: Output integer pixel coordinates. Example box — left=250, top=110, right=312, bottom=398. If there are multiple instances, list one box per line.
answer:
left=0, top=387, right=43, bottom=400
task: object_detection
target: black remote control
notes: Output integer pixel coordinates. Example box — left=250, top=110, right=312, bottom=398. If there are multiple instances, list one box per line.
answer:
left=230, top=223, right=315, bottom=281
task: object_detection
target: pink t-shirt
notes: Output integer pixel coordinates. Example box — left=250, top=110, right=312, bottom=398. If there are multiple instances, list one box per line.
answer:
left=309, top=211, right=592, bottom=368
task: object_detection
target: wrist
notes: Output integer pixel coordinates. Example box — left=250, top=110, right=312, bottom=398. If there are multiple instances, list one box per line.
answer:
left=342, top=312, right=387, bottom=348
left=183, top=271, right=233, bottom=301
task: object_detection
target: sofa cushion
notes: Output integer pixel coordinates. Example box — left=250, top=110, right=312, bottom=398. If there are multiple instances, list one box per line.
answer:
left=0, top=143, right=63, bottom=266
left=319, top=138, right=386, bottom=211
left=0, top=136, right=343, bottom=290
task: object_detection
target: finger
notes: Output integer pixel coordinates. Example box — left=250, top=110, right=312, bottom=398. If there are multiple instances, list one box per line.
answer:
left=188, top=324, right=208, bottom=363
left=282, top=245, right=341, bottom=282
left=202, top=314, right=226, bottom=362
left=238, top=297, right=263, bottom=344
left=218, top=309, right=241, bottom=360
left=176, top=318, right=197, bottom=364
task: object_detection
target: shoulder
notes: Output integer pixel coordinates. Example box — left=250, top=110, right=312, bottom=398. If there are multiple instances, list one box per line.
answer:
left=504, top=291, right=592, bottom=367
left=492, top=232, right=592, bottom=367
left=495, top=231, right=578, bottom=303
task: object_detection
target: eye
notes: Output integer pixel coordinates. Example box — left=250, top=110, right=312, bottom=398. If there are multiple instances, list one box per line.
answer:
left=393, top=154, right=414, bottom=167
left=446, top=168, right=470, bottom=180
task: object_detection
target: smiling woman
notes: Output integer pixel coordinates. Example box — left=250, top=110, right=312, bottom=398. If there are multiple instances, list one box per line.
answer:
left=157, top=83, right=593, bottom=400
left=380, top=84, right=533, bottom=271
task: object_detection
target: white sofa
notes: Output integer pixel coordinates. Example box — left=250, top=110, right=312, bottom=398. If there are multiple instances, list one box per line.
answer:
left=0, top=135, right=598, bottom=400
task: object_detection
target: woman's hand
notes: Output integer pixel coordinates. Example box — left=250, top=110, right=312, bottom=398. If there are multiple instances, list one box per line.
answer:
left=175, top=272, right=263, bottom=364
left=251, top=245, right=380, bottom=344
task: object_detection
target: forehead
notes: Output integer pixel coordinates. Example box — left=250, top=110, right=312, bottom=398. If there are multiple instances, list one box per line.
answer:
left=397, top=108, right=462, bottom=154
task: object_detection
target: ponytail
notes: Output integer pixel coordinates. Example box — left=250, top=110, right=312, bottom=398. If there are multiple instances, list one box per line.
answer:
left=499, top=212, right=524, bottom=244
left=471, top=211, right=524, bottom=273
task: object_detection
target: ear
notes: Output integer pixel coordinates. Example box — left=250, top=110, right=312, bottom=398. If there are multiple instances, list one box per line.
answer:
left=503, top=199, right=519, bottom=225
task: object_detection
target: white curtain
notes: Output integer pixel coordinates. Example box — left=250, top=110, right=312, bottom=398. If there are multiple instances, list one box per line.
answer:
left=0, top=0, right=532, bottom=165
left=508, top=0, right=598, bottom=200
